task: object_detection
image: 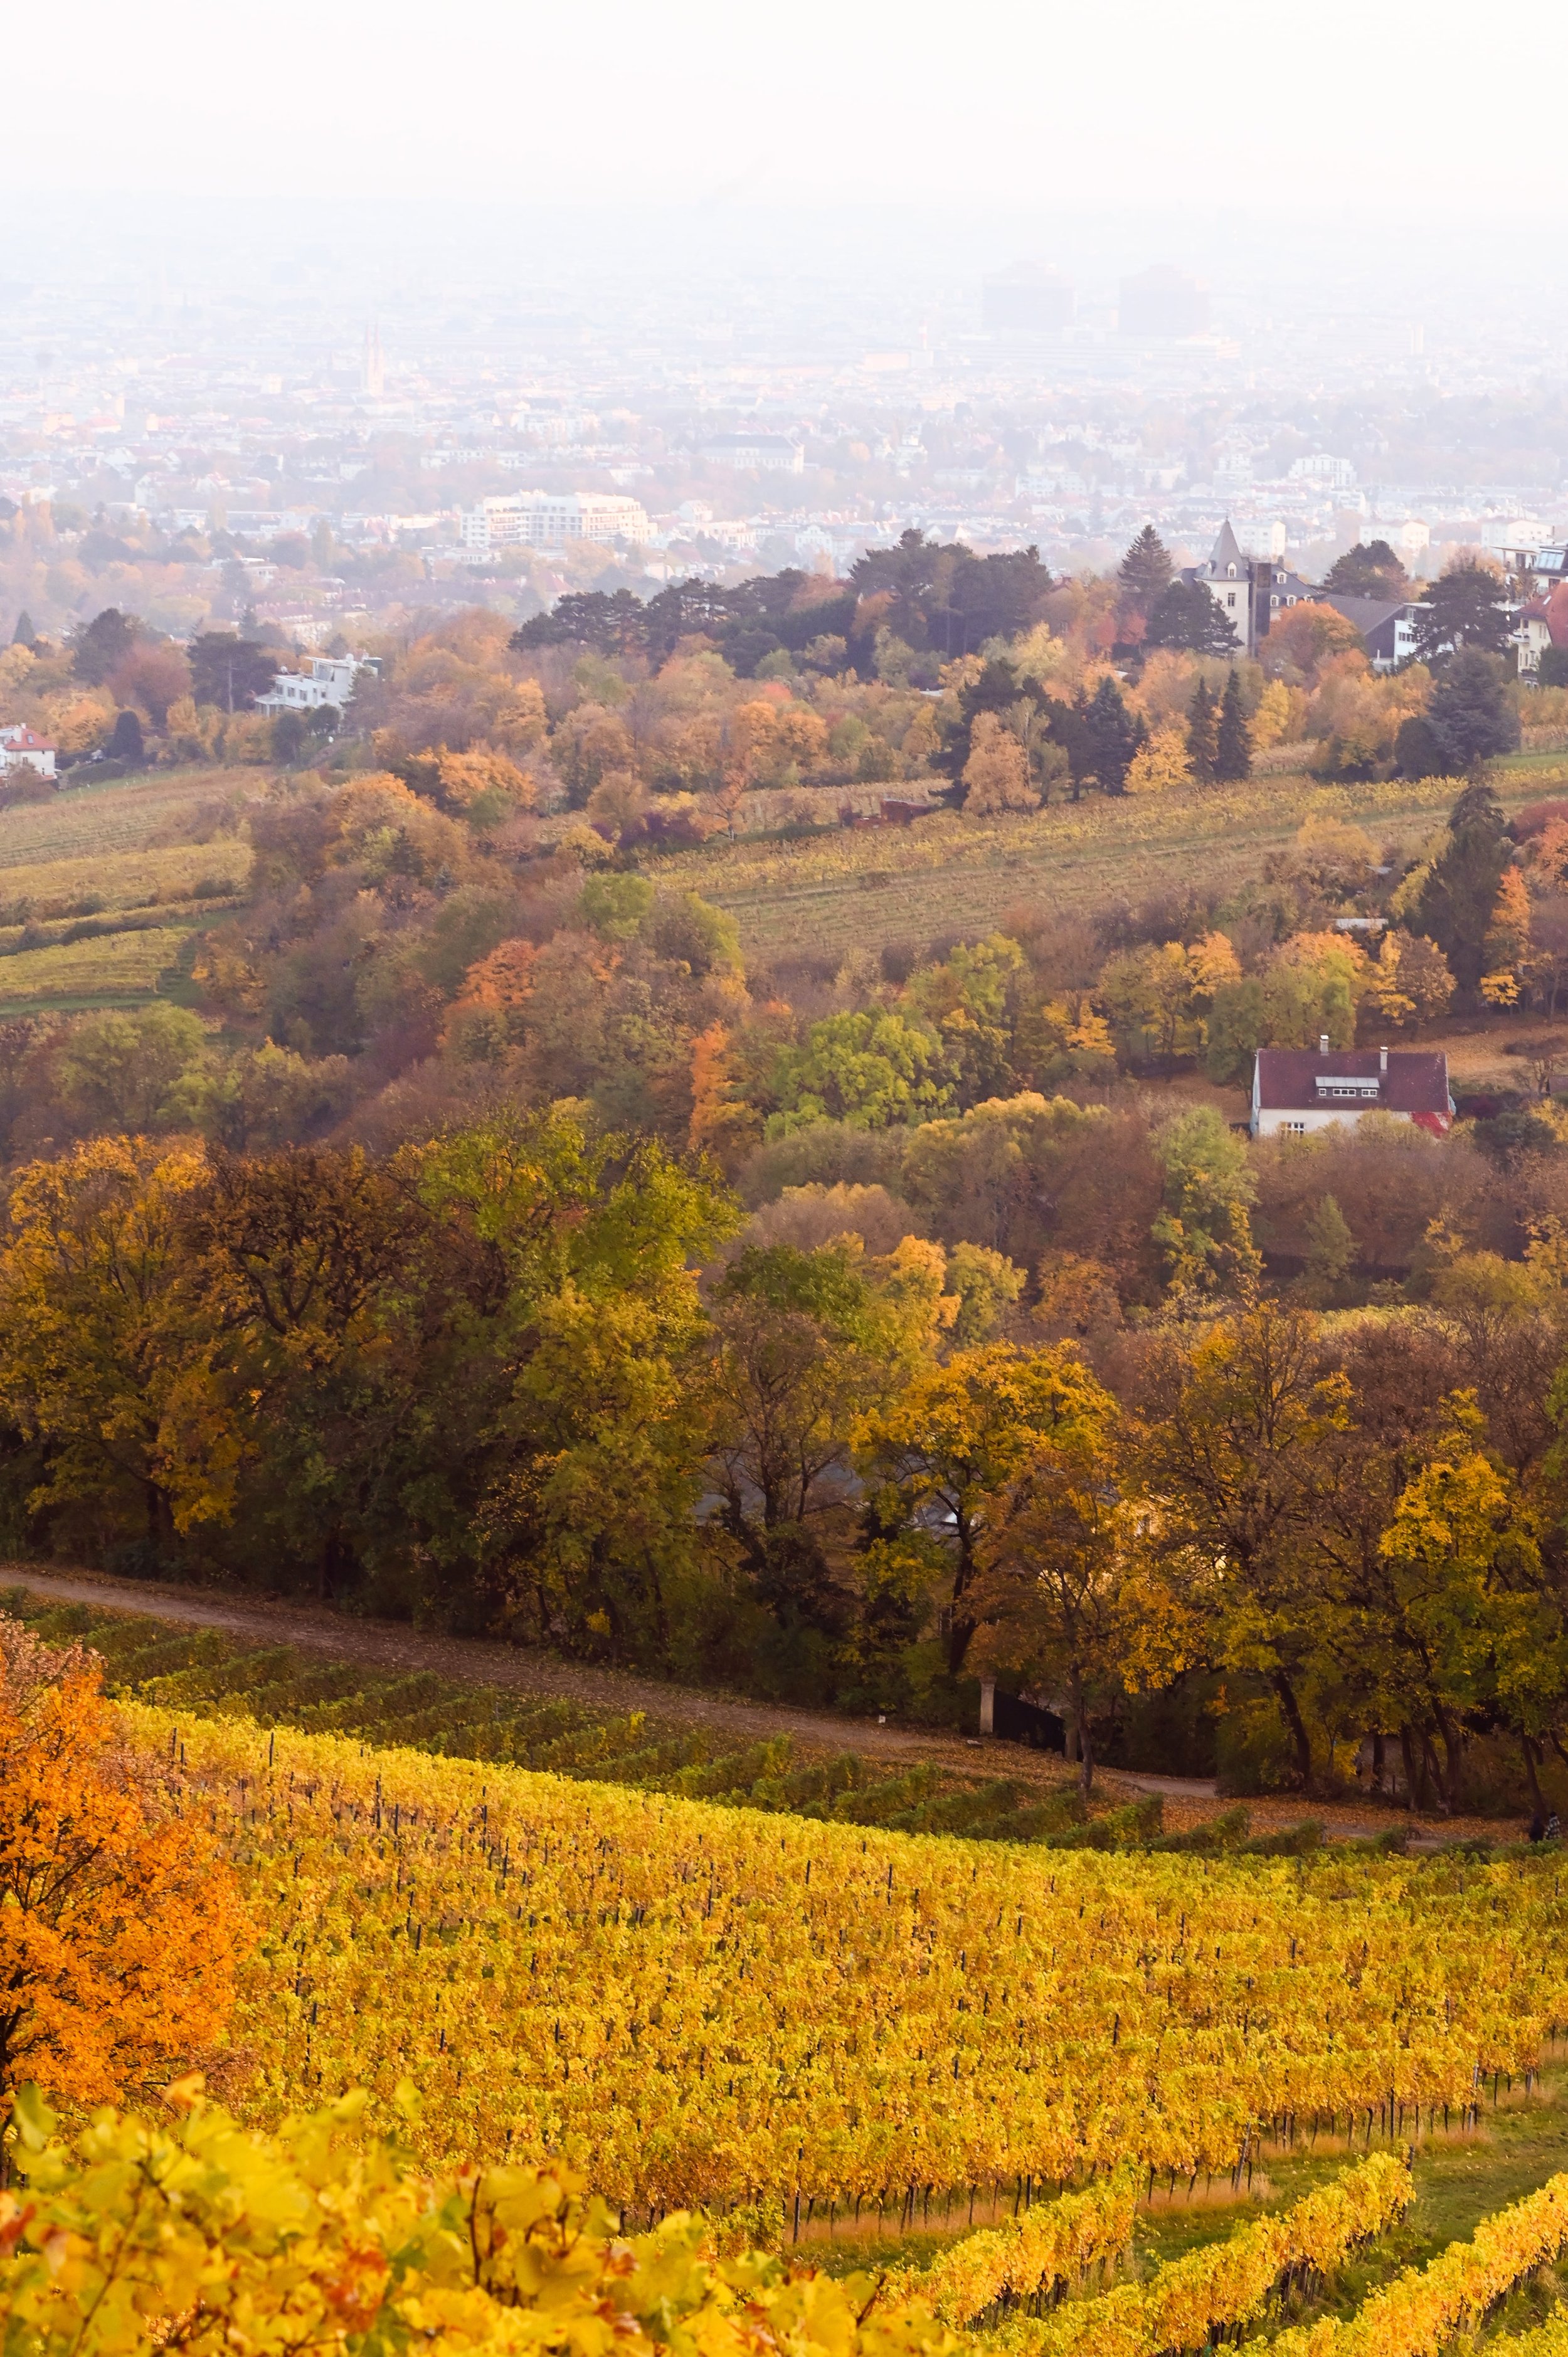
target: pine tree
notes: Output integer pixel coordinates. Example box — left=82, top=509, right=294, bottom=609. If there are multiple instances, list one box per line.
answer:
left=1117, top=524, right=1172, bottom=615
left=1216, top=669, right=1252, bottom=781
left=11, top=611, right=36, bottom=648
left=1186, top=679, right=1219, bottom=785
left=1413, top=778, right=1512, bottom=995
left=1081, top=675, right=1144, bottom=794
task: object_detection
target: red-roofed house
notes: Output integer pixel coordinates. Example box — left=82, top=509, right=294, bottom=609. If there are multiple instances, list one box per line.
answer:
left=0, top=724, right=56, bottom=781
left=1251, top=1041, right=1453, bottom=1138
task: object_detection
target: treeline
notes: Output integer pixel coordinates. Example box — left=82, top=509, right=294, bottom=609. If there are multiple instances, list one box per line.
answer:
left=1, top=525, right=1545, bottom=800
left=6, top=1108, right=1568, bottom=1813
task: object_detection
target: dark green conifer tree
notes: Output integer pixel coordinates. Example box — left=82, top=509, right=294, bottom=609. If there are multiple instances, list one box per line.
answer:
left=1186, top=678, right=1219, bottom=785
left=1216, top=669, right=1252, bottom=781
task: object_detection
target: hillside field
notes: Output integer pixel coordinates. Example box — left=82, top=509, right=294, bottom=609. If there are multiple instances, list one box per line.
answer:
left=0, top=753, right=1559, bottom=1017
left=655, top=758, right=1568, bottom=964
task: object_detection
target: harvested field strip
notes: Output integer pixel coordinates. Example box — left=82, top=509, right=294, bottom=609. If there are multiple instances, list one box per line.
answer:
left=0, top=838, right=251, bottom=921
left=0, top=924, right=191, bottom=1003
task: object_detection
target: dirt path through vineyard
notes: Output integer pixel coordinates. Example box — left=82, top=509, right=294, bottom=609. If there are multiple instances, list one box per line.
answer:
left=2, top=1562, right=1522, bottom=1845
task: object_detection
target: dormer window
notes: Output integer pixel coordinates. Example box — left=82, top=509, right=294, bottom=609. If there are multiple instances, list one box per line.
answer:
left=1227, top=563, right=1237, bottom=578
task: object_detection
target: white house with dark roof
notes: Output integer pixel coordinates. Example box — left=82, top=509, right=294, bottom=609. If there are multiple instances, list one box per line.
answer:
left=1319, top=591, right=1427, bottom=672
left=1251, top=1041, right=1454, bottom=1138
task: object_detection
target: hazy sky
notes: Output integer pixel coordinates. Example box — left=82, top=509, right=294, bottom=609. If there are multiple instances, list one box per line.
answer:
left=11, top=0, right=1549, bottom=213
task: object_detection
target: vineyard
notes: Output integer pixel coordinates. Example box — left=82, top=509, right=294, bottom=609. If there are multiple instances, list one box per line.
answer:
left=0, top=837, right=250, bottom=927
left=651, top=761, right=1568, bottom=961
left=3, top=1589, right=1107, bottom=1843
left=0, top=922, right=195, bottom=1007
left=130, top=1705, right=1568, bottom=2218
left=0, top=765, right=248, bottom=869
left=9, top=1660, right=1568, bottom=2357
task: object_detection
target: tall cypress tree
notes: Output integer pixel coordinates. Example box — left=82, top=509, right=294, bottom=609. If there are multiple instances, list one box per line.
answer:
left=1216, top=669, right=1252, bottom=781
left=1186, top=679, right=1219, bottom=785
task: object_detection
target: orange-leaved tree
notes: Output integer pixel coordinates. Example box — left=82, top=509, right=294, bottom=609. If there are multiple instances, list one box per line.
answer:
left=0, top=1620, right=248, bottom=2129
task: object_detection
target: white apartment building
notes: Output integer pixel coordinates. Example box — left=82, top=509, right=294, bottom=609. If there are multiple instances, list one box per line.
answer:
left=458, top=492, right=650, bottom=551
left=699, top=433, right=805, bottom=475
left=256, top=654, right=381, bottom=718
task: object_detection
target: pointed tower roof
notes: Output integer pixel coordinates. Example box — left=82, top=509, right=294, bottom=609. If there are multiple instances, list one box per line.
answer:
left=1204, top=519, right=1247, bottom=578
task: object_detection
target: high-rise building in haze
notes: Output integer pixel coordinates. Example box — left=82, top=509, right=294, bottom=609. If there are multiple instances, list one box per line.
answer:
left=1118, top=265, right=1209, bottom=339
left=981, top=265, right=1075, bottom=336
left=361, top=322, right=385, bottom=398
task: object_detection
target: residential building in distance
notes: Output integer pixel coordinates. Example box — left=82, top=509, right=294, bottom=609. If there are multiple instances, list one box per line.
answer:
left=458, top=492, right=651, bottom=549
left=1513, top=602, right=1554, bottom=675
left=981, top=265, right=1075, bottom=336
left=1263, top=564, right=1317, bottom=627
left=1289, top=452, right=1358, bottom=490
left=697, top=432, right=805, bottom=474
left=0, top=723, right=56, bottom=780
left=1320, top=591, right=1426, bottom=671
left=1251, top=1042, right=1454, bottom=1139
left=255, top=654, right=380, bottom=718
left=1118, top=264, right=1209, bottom=338
left=1518, top=544, right=1568, bottom=592
left=1184, top=519, right=1273, bottom=655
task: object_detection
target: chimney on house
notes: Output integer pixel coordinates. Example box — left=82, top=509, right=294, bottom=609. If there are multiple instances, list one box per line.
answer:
left=1379, top=1044, right=1389, bottom=1074
left=1319, top=1034, right=1330, bottom=1055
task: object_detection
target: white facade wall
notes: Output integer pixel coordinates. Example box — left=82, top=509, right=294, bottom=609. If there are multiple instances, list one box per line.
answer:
left=1253, top=1106, right=1415, bottom=1138
left=459, top=493, right=650, bottom=550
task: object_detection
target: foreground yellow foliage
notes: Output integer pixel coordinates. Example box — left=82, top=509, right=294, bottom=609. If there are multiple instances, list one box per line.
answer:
left=0, top=2086, right=958, bottom=2357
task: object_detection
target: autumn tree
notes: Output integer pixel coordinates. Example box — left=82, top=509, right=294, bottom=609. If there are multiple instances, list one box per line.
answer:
left=0, top=1621, right=246, bottom=2125
left=178, top=1145, right=434, bottom=1596
left=968, top=1404, right=1125, bottom=1791
left=1151, top=1106, right=1261, bottom=1297
left=53, top=1005, right=216, bottom=1136
left=705, top=1236, right=951, bottom=1638
left=0, top=1138, right=220, bottom=1547
left=418, top=1107, right=738, bottom=1655
left=770, top=1010, right=954, bottom=1130
left=961, top=711, right=1039, bottom=815
left=856, top=1342, right=1111, bottom=1675
left=1136, top=1302, right=1351, bottom=1789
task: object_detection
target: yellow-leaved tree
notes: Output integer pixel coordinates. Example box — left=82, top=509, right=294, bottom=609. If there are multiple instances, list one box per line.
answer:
left=856, top=1343, right=1115, bottom=1675
left=1123, top=724, right=1192, bottom=794
left=962, top=712, right=1039, bottom=815
left=0, top=1136, right=233, bottom=1547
